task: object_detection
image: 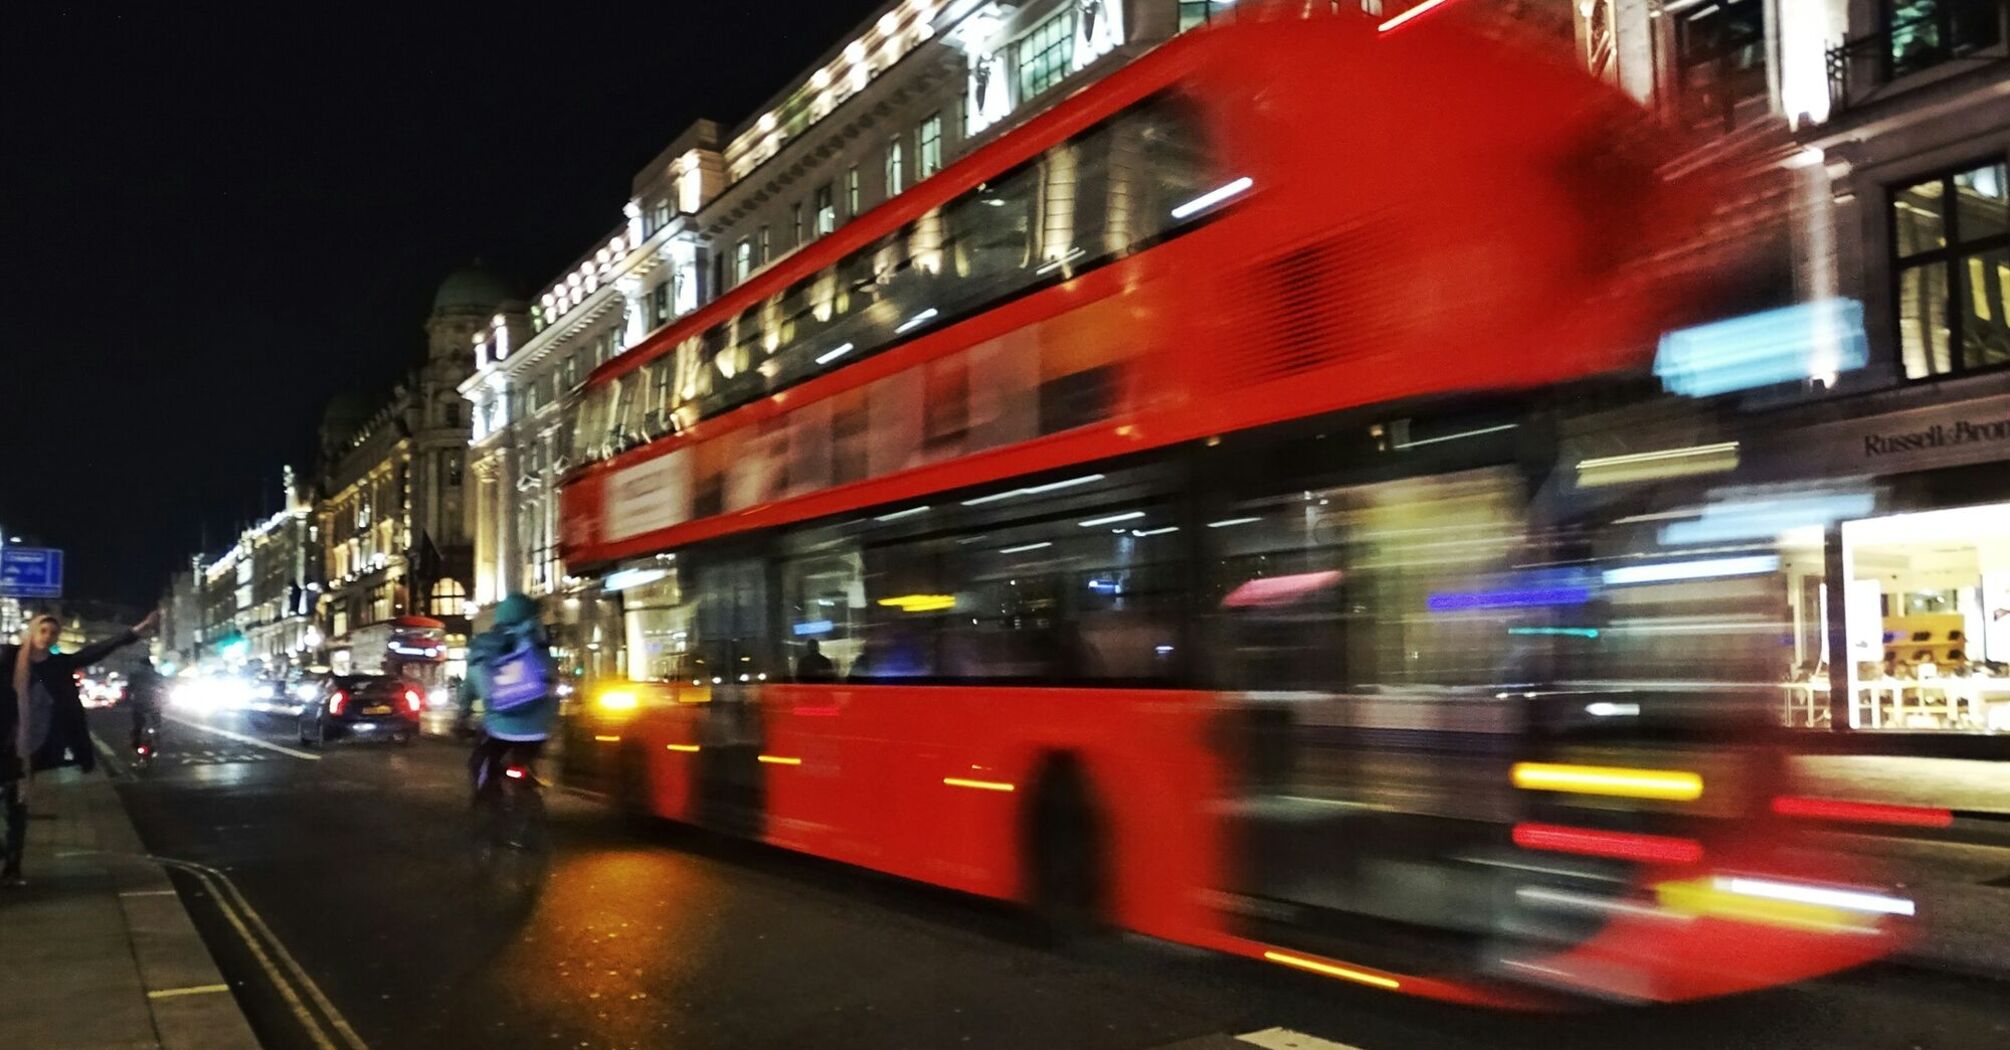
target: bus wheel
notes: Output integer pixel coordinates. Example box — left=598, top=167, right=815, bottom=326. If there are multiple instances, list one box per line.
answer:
left=1026, top=755, right=1108, bottom=941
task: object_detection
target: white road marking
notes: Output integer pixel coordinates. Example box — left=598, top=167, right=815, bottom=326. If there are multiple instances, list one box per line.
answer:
left=119, top=888, right=181, bottom=898
left=89, top=732, right=130, bottom=778
left=1239, top=1029, right=1368, bottom=1050
left=165, top=715, right=320, bottom=761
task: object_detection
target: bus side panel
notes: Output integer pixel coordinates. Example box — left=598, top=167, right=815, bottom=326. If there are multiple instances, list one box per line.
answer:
left=632, top=703, right=704, bottom=823
left=752, top=685, right=1228, bottom=948
left=1061, top=690, right=1228, bottom=945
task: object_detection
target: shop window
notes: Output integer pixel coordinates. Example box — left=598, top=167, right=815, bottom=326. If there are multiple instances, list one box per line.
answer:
left=1017, top=9, right=1075, bottom=101
left=1674, top=0, right=1769, bottom=134
left=1894, top=161, right=2010, bottom=379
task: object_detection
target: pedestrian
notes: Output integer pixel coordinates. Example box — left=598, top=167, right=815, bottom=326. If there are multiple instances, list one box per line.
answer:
left=1, top=610, right=158, bottom=886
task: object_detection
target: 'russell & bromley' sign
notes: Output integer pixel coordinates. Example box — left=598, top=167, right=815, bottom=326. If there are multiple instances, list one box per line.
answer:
left=1763, top=392, right=2010, bottom=478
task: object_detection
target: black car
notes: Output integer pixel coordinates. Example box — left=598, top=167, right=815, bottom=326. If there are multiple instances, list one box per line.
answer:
left=298, top=674, right=423, bottom=747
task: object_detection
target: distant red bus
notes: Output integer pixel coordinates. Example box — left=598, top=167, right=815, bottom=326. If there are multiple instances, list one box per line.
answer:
left=557, top=12, right=1902, bottom=1004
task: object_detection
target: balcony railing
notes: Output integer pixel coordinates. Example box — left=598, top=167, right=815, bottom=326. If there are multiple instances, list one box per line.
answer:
left=1828, top=0, right=2007, bottom=113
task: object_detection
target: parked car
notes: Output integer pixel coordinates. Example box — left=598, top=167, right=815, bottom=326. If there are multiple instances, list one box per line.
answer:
left=297, top=674, right=424, bottom=747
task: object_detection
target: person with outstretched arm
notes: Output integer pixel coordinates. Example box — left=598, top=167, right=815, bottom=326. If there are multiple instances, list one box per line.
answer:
left=1, top=610, right=158, bottom=886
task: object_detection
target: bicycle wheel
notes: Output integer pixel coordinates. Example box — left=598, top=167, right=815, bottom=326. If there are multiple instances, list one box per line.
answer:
left=469, top=785, right=549, bottom=911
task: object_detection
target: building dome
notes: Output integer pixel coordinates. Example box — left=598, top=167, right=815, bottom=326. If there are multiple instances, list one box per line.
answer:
left=431, top=263, right=513, bottom=314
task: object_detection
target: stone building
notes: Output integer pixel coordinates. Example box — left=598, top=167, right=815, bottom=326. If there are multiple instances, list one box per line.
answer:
left=190, top=468, right=317, bottom=672
left=317, top=267, right=515, bottom=673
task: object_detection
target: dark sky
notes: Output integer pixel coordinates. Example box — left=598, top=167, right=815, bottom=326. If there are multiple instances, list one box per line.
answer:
left=0, top=2, right=886, bottom=606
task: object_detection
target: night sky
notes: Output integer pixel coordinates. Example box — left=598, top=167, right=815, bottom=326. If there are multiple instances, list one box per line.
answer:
left=0, top=2, right=885, bottom=606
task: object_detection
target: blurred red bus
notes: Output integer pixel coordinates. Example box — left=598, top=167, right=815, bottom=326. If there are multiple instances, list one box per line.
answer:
left=555, top=12, right=1903, bottom=1004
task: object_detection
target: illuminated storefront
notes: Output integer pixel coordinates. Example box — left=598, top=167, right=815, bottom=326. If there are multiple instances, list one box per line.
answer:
left=1758, top=389, right=2010, bottom=733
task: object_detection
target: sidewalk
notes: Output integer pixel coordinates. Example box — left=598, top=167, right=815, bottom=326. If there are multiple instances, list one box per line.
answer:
left=1792, top=754, right=2010, bottom=815
left=0, top=767, right=260, bottom=1050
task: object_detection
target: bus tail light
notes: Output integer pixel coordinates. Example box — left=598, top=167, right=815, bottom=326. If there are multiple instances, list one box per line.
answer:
left=1512, top=822, right=1704, bottom=865
left=1770, top=796, right=1952, bottom=828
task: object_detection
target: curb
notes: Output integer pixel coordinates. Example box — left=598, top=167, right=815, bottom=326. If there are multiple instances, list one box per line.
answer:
left=83, top=769, right=265, bottom=1050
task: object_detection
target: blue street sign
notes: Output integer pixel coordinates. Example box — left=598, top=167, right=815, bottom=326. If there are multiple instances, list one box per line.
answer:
left=0, top=546, right=64, bottom=599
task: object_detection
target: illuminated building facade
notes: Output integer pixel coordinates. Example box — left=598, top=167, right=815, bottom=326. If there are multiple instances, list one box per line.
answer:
left=465, top=0, right=1181, bottom=619
left=191, top=470, right=317, bottom=671
left=319, top=267, right=512, bottom=673
left=1581, top=0, right=2010, bottom=734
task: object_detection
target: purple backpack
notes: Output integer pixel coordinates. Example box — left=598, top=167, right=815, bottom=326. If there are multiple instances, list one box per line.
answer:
left=487, top=639, right=551, bottom=711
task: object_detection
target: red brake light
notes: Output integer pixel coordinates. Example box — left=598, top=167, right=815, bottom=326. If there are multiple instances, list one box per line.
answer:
left=503, top=765, right=527, bottom=780
left=328, top=689, right=349, bottom=716
left=402, top=687, right=423, bottom=716
left=1512, top=822, right=1706, bottom=865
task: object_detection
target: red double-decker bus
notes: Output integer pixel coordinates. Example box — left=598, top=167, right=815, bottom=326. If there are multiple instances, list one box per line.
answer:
left=556, top=11, right=1906, bottom=1004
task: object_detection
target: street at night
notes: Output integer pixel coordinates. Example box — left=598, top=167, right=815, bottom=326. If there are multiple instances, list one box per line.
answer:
left=84, top=709, right=2010, bottom=1050
left=6, top=1, right=2010, bottom=1047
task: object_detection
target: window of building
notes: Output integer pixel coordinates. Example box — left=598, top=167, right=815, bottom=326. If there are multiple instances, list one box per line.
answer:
left=444, top=451, right=462, bottom=488
left=815, top=184, right=836, bottom=236
left=1178, top=1, right=1235, bottom=30
left=885, top=137, right=906, bottom=198
left=1886, top=0, right=2005, bottom=81
left=793, top=202, right=806, bottom=246
left=1017, top=9, right=1075, bottom=101
left=1674, top=0, right=1769, bottom=134
left=1894, top=161, right=2010, bottom=379
left=651, top=280, right=672, bottom=327
left=735, top=238, right=753, bottom=282
left=846, top=166, right=861, bottom=218
left=429, top=577, right=467, bottom=618
left=758, top=224, right=771, bottom=264
left=650, top=200, right=672, bottom=235
left=918, top=113, right=943, bottom=178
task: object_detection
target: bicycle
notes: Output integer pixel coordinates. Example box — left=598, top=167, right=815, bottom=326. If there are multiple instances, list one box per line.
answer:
left=467, top=755, right=551, bottom=909
left=131, top=719, right=161, bottom=773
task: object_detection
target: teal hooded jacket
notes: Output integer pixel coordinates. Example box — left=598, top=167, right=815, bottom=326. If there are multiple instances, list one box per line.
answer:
left=459, top=593, right=558, bottom=741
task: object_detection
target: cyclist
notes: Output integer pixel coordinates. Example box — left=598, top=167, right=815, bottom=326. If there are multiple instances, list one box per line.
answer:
left=126, top=663, right=167, bottom=756
left=458, top=593, right=557, bottom=801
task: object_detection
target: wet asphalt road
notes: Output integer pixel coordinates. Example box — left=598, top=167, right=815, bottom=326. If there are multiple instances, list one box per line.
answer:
left=90, top=708, right=2010, bottom=1050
